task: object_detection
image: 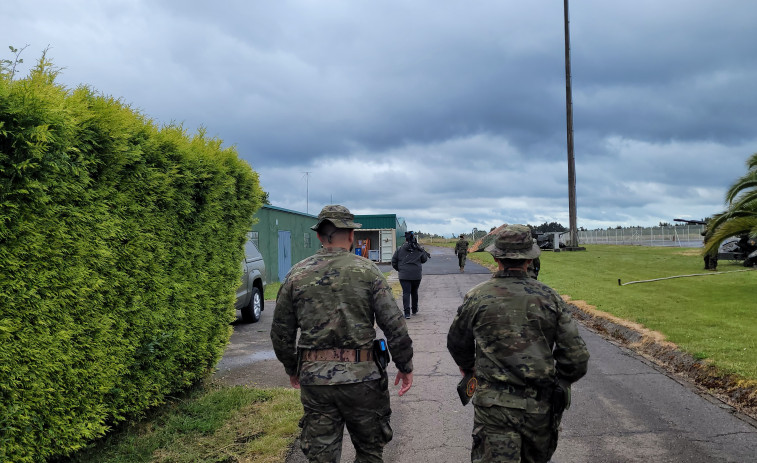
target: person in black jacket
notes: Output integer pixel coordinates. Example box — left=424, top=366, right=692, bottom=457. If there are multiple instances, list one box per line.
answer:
left=391, top=231, right=431, bottom=319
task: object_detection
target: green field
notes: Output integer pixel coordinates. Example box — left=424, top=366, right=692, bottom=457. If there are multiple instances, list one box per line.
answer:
left=466, top=244, right=757, bottom=380
left=63, top=385, right=301, bottom=463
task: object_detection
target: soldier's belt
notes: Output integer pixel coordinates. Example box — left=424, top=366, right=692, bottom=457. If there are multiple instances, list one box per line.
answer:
left=478, top=380, right=542, bottom=399
left=301, top=348, right=374, bottom=362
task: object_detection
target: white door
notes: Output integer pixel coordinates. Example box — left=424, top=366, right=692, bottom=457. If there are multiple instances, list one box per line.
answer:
left=379, top=229, right=394, bottom=263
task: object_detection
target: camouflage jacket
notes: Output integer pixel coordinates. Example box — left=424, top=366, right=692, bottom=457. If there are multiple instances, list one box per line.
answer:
left=527, top=257, right=541, bottom=279
left=447, top=269, right=589, bottom=411
left=271, top=247, right=414, bottom=386
left=455, top=239, right=469, bottom=255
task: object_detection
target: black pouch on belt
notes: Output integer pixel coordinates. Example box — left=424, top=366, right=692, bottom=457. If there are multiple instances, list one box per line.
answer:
left=373, top=339, right=390, bottom=390
left=372, top=339, right=390, bottom=370
left=457, top=370, right=477, bottom=406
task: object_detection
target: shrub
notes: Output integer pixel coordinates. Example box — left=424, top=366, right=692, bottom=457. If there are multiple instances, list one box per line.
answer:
left=0, top=52, right=262, bottom=462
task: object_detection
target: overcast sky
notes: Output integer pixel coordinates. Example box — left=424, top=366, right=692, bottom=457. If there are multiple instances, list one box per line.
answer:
left=5, top=1, right=757, bottom=236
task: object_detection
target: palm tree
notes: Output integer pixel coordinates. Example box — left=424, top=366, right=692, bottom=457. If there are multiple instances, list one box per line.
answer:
left=703, top=152, right=757, bottom=257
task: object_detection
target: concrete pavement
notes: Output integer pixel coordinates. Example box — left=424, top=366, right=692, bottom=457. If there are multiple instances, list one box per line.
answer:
left=214, top=245, right=757, bottom=462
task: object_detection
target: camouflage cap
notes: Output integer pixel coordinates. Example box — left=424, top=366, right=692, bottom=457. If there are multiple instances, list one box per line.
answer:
left=310, top=204, right=362, bottom=231
left=485, top=224, right=541, bottom=260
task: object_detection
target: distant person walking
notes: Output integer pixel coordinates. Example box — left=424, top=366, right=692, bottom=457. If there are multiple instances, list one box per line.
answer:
left=447, top=225, right=590, bottom=463
left=392, top=231, right=431, bottom=319
left=271, top=205, right=414, bottom=463
left=702, top=222, right=718, bottom=271
left=455, top=234, right=469, bottom=273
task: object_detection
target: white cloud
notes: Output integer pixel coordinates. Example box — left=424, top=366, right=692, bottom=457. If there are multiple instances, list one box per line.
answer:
left=4, top=0, right=757, bottom=236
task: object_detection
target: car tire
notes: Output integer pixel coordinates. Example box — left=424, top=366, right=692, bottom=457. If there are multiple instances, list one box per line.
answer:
left=241, top=287, right=262, bottom=323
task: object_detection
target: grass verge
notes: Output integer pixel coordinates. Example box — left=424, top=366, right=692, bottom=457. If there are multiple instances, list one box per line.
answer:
left=60, top=384, right=302, bottom=463
left=468, top=245, right=757, bottom=380
left=264, top=281, right=281, bottom=301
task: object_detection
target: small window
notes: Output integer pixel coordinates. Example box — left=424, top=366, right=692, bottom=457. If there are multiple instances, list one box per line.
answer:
left=250, top=231, right=259, bottom=248
left=304, top=233, right=311, bottom=248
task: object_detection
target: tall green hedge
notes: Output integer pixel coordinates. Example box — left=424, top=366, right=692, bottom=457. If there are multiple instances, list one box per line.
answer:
left=0, top=56, right=262, bottom=462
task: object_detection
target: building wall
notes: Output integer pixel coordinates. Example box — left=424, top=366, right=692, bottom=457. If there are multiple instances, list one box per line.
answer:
left=252, top=211, right=406, bottom=272
left=252, top=205, right=319, bottom=283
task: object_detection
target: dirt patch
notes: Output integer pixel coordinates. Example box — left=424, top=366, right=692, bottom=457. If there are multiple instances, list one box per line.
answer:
left=563, top=296, right=757, bottom=421
left=674, top=249, right=702, bottom=256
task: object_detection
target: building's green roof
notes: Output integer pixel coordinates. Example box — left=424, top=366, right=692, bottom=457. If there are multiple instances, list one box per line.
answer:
left=262, top=204, right=317, bottom=218
left=354, top=214, right=401, bottom=230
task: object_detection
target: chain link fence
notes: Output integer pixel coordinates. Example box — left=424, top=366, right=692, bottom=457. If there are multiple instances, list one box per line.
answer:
left=577, top=225, right=706, bottom=247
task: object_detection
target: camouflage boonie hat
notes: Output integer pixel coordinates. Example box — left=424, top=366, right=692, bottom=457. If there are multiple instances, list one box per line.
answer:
left=485, top=224, right=541, bottom=260
left=310, top=204, right=362, bottom=231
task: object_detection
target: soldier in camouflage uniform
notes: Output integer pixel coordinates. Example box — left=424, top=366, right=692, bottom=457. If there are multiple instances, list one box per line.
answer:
left=701, top=223, right=718, bottom=270
left=455, top=234, right=469, bottom=273
left=527, top=256, right=540, bottom=280
left=271, top=205, right=414, bottom=463
left=447, top=225, right=590, bottom=463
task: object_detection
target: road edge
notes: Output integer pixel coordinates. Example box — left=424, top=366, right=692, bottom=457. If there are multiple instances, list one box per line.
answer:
left=566, top=301, right=757, bottom=425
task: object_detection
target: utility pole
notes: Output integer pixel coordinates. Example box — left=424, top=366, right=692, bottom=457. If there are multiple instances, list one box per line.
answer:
left=564, top=0, right=578, bottom=248
left=302, top=172, right=311, bottom=214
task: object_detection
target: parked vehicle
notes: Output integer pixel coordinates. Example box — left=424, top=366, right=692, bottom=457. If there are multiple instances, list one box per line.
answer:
left=235, top=238, right=266, bottom=323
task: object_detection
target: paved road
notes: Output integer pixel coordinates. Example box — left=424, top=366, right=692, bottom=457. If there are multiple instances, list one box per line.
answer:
left=214, top=246, right=757, bottom=462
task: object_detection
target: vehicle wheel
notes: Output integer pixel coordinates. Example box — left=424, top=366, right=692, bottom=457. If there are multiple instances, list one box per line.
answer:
left=241, top=287, right=262, bottom=323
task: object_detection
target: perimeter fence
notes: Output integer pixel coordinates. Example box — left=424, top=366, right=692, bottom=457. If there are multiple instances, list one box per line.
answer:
left=577, top=225, right=706, bottom=248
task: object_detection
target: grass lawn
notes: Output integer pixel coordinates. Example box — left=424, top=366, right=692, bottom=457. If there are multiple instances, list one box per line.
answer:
left=467, top=244, right=757, bottom=380
left=61, top=384, right=301, bottom=463
left=264, top=281, right=281, bottom=301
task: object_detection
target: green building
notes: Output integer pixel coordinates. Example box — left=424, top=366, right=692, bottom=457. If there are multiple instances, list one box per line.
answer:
left=251, top=205, right=319, bottom=283
left=252, top=206, right=407, bottom=282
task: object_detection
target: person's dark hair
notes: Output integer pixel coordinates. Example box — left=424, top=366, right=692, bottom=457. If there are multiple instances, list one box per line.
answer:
left=496, top=258, right=528, bottom=268
left=316, top=221, right=350, bottom=243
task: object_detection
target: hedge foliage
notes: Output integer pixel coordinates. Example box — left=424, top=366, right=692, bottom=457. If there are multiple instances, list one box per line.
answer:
left=0, top=54, right=263, bottom=462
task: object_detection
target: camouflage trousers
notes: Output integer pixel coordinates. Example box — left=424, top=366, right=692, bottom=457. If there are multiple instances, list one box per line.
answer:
left=704, top=252, right=718, bottom=270
left=471, top=405, right=556, bottom=463
left=458, top=252, right=467, bottom=269
left=299, top=379, right=392, bottom=463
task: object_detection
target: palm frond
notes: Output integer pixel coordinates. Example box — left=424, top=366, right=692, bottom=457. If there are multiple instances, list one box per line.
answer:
left=725, top=173, right=757, bottom=204
left=703, top=216, right=757, bottom=255
left=746, top=152, right=757, bottom=171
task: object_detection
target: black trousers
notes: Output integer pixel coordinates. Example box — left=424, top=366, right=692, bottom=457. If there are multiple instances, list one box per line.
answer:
left=399, top=279, right=421, bottom=313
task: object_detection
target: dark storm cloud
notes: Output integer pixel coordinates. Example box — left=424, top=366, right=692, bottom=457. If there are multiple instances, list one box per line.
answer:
left=571, top=1, right=757, bottom=146
left=5, top=0, right=757, bottom=234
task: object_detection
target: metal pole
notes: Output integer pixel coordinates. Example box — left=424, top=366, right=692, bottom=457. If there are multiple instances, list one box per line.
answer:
left=302, top=171, right=311, bottom=214
left=564, top=0, right=578, bottom=247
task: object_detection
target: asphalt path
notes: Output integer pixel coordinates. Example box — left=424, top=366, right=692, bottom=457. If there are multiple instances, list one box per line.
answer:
left=214, top=246, right=757, bottom=462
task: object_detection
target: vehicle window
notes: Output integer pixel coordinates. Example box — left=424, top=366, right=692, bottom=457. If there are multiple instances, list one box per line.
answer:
left=245, top=234, right=262, bottom=261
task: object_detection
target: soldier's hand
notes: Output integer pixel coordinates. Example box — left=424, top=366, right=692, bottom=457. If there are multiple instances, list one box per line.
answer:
left=289, top=375, right=301, bottom=389
left=395, top=371, right=413, bottom=396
